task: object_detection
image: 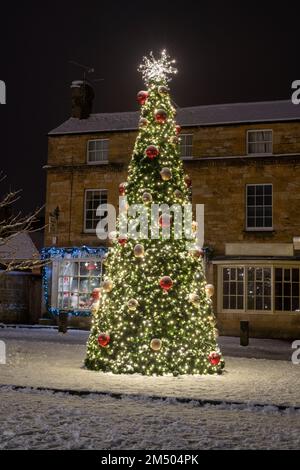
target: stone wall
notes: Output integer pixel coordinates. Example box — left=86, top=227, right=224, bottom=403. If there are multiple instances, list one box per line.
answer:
left=0, top=272, right=42, bottom=324
left=216, top=311, right=300, bottom=339
left=45, top=121, right=300, bottom=252
left=189, top=156, right=300, bottom=256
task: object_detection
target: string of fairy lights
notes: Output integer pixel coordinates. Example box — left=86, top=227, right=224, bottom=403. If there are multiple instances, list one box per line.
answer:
left=85, top=51, right=224, bottom=375
left=41, top=246, right=106, bottom=318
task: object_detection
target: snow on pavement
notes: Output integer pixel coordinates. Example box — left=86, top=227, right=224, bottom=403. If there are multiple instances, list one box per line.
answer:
left=0, top=387, right=300, bottom=450
left=0, top=326, right=294, bottom=359
left=1, top=328, right=300, bottom=450
left=0, top=328, right=299, bottom=407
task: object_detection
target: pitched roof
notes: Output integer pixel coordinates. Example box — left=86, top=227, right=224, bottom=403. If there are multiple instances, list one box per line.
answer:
left=0, top=232, right=40, bottom=260
left=49, top=100, right=300, bottom=135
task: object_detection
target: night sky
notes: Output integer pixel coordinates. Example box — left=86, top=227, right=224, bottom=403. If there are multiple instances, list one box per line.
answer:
left=0, top=1, right=299, bottom=213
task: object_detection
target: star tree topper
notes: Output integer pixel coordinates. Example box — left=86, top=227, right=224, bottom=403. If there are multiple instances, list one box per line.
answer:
left=138, top=49, right=177, bottom=86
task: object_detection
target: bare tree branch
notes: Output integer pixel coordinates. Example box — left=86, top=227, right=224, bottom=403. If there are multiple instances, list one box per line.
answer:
left=0, top=190, right=22, bottom=209
left=0, top=172, right=47, bottom=272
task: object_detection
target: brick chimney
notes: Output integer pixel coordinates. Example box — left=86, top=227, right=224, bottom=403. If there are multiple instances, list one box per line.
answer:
left=71, top=80, right=94, bottom=119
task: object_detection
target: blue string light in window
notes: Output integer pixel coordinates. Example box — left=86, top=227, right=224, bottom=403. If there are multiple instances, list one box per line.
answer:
left=41, top=246, right=107, bottom=318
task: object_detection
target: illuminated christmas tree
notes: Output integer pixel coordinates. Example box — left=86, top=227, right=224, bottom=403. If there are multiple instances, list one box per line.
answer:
left=85, top=51, right=224, bottom=375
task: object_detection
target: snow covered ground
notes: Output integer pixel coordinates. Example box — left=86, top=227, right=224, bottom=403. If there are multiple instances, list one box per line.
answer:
left=0, top=327, right=299, bottom=449
left=1, top=386, right=299, bottom=450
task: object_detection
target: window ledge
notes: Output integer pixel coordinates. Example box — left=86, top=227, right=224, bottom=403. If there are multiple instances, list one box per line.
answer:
left=81, top=231, right=109, bottom=239
left=244, top=229, right=275, bottom=233
left=220, top=310, right=275, bottom=315
left=247, top=153, right=273, bottom=157
left=87, top=161, right=109, bottom=165
left=220, top=310, right=300, bottom=315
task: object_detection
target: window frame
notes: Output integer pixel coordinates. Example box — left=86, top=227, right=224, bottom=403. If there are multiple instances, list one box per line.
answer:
left=246, top=129, right=273, bottom=156
left=87, top=139, right=109, bottom=164
left=222, top=266, right=245, bottom=312
left=246, top=266, right=272, bottom=312
left=84, top=189, right=108, bottom=234
left=180, top=134, right=193, bottom=159
left=245, top=183, right=273, bottom=232
left=274, top=266, right=300, bottom=313
left=217, top=262, right=300, bottom=314
left=53, top=258, right=104, bottom=311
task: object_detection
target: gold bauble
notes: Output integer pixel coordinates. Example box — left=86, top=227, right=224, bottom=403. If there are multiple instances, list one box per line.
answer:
left=127, top=298, right=139, bottom=311
left=134, top=244, right=145, bottom=258
left=142, top=192, right=152, bottom=204
left=160, top=167, right=172, bottom=181
left=150, top=338, right=162, bottom=351
left=174, top=189, right=183, bottom=199
left=205, top=284, right=215, bottom=298
left=188, top=293, right=200, bottom=306
left=102, top=279, right=113, bottom=292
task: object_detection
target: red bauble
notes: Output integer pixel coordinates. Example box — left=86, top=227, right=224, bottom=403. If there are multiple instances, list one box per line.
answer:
left=91, top=288, right=101, bottom=301
left=137, top=90, right=149, bottom=105
left=145, top=145, right=159, bottom=160
left=97, top=333, right=110, bottom=347
left=208, top=352, right=221, bottom=366
left=159, top=276, right=173, bottom=292
left=184, top=175, right=192, bottom=188
left=159, top=214, right=172, bottom=228
left=175, top=125, right=181, bottom=135
left=154, top=109, right=167, bottom=123
left=118, top=236, right=128, bottom=246
left=119, top=182, right=127, bottom=196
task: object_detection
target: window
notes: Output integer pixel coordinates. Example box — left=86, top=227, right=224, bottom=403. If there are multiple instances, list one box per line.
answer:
left=180, top=134, right=193, bottom=158
left=58, top=260, right=103, bottom=310
left=275, top=267, right=300, bottom=312
left=220, top=264, right=300, bottom=313
left=247, top=130, right=272, bottom=155
left=246, top=184, right=272, bottom=230
left=84, top=190, right=108, bottom=232
left=87, top=139, right=109, bottom=163
left=247, top=267, right=271, bottom=311
left=222, top=267, right=244, bottom=310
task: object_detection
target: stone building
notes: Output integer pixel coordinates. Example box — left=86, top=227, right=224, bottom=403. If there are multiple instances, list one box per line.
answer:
left=0, top=232, right=42, bottom=324
left=44, top=80, right=300, bottom=338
